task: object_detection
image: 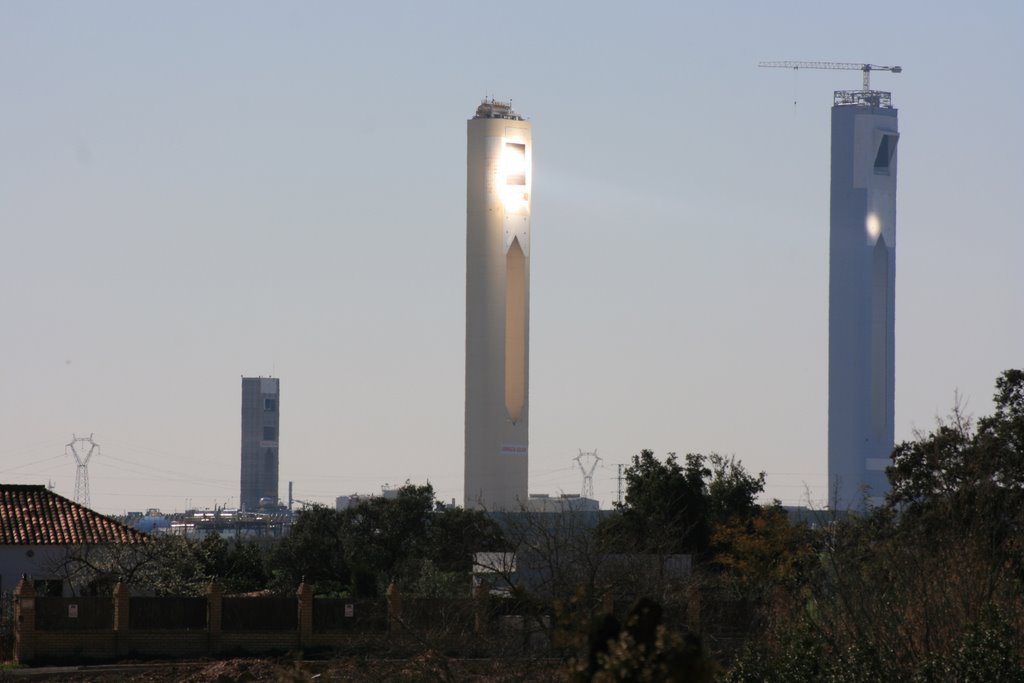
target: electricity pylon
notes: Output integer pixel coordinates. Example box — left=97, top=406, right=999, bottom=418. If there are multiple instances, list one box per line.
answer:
left=67, top=434, right=99, bottom=508
left=574, top=449, right=602, bottom=500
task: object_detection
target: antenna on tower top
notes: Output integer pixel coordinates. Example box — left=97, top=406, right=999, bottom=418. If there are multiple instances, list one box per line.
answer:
left=574, top=450, right=602, bottom=500
left=66, top=434, right=99, bottom=508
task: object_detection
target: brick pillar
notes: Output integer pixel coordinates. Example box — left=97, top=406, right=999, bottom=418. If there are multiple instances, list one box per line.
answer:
left=113, top=581, right=130, bottom=656
left=386, top=582, right=402, bottom=634
left=473, top=582, right=489, bottom=636
left=296, top=580, right=313, bottom=647
left=14, top=575, right=36, bottom=664
left=207, top=580, right=223, bottom=654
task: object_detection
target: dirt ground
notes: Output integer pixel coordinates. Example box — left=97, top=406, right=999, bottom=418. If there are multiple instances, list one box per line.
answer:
left=3, top=654, right=565, bottom=682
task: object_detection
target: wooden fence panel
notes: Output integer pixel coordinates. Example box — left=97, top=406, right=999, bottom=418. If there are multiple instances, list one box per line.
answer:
left=222, top=597, right=297, bottom=631
left=312, top=598, right=387, bottom=632
left=129, top=597, right=207, bottom=630
left=35, top=597, right=113, bottom=631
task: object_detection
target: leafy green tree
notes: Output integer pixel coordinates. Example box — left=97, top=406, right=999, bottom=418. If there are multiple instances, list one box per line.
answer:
left=270, top=505, right=350, bottom=594
left=185, top=534, right=269, bottom=594
left=597, top=450, right=710, bottom=553
left=706, top=454, right=765, bottom=526
left=424, top=505, right=504, bottom=574
left=888, top=369, right=1024, bottom=514
left=338, top=483, right=506, bottom=596
left=219, top=539, right=271, bottom=593
left=886, top=368, right=1024, bottom=594
left=54, top=533, right=270, bottom=597
left=597, top=450, right=765, bottom=555
left=338, top=483, right=435, bottom=594
left=727, top=370, right=1024, bottom=682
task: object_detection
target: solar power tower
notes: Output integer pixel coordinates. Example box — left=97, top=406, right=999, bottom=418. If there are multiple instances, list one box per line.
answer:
left=464, top=99, right=532, bottom=511
left=761, top=62, right=902, bottom=509
left=827, top=83, right=899, bottom=510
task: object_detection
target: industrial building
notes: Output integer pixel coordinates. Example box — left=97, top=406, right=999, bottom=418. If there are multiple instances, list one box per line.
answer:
left=464, top=99, right=532, bottom=510
left=827, top=83, right=899, bottom=509
left=239, top=376, right=280, bottom=511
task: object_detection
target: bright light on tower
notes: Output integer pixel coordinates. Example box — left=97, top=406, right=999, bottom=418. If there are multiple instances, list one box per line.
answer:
left=866, top=212, right=881, bottom=240
left=500, top=140, right=530, bottom=211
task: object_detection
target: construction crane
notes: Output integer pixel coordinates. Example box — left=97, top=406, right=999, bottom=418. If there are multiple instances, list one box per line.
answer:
left=758, top=61, right=902, bottom=91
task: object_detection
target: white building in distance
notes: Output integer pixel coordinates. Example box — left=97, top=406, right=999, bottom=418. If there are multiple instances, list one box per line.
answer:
left=828, top=88, right=899, bottom=509
left=464, top=99, right=532, bottom=510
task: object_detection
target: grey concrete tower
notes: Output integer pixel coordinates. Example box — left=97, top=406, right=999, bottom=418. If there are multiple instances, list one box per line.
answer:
left=828, top=88, right=899, bottom=509
left=464, top=99, right=532, bottom=510
left=240, top=376, right=280, bottom=511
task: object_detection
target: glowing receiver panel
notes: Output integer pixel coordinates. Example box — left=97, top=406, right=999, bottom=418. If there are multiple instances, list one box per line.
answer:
left=501, top=141, right=529, bottom=212
left=505, top=237, right=526, bottom=423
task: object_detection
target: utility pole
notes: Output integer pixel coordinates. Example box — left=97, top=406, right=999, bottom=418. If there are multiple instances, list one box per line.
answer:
left=616, top=463, right=624, bottom=506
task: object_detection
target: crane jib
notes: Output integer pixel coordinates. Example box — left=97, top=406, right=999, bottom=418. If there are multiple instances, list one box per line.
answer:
left=757, top=61, right=903, bottom=91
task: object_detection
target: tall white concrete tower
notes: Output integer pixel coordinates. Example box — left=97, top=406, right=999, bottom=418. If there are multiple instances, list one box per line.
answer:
left=828, top=88, right=899, bottom=509
left=464, top=99, right=532, bottom=510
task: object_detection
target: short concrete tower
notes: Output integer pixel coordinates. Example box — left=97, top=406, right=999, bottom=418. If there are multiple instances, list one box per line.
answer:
left=828, top=88, right=899, bottom=509
left=464, top=99, right=532, bottom=510
left=240, top=376, right=280, bottom=511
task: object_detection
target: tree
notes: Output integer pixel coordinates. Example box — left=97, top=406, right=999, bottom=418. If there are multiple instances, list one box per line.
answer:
left=267, top=484, right=507, bottom=598
left=270, top=505, right=350, bottom=594
left=424, top=505, right=504, bottom=574
left=727, top=370, right=1024, bottom=681
left=706, top=454, right=765, bottom=526
left=338, top=483, right=435, bottom=595
left=888, top=369, right=1024, bottom=513
left=51, top=533, right=270, bottom=597
left=885, top=368, right=1024, bottom=586
left=597, top=450, right=710, bottom=554
left=597, top=450, right=765, bottom=555
left=710, top=503, right=812, bottom=602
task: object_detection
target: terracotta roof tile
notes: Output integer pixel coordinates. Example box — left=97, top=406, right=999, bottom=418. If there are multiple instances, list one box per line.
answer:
left=0, top=484, right=148, bottom=545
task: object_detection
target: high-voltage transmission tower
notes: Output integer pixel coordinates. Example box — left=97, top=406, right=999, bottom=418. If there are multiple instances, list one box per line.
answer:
left=574, top=449, right=602, bottom=500
left=66, top=434, right=99, bottom=508
left=757, top=61, right=902, bottom=90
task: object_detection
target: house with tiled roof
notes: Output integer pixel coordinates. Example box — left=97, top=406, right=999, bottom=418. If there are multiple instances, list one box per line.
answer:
left=0, top=484, right=147, bottom=595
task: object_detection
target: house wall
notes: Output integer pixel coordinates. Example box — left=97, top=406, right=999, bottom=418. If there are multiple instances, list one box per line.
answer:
left=0, top=546, right=71, bottom=594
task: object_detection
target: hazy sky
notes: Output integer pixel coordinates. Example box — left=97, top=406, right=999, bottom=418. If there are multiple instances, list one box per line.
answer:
left=2, top=1, right=1021, bottom=515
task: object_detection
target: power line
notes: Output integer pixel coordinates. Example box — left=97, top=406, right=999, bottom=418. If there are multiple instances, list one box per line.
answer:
left=0, top=454, right=66, bottom=475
